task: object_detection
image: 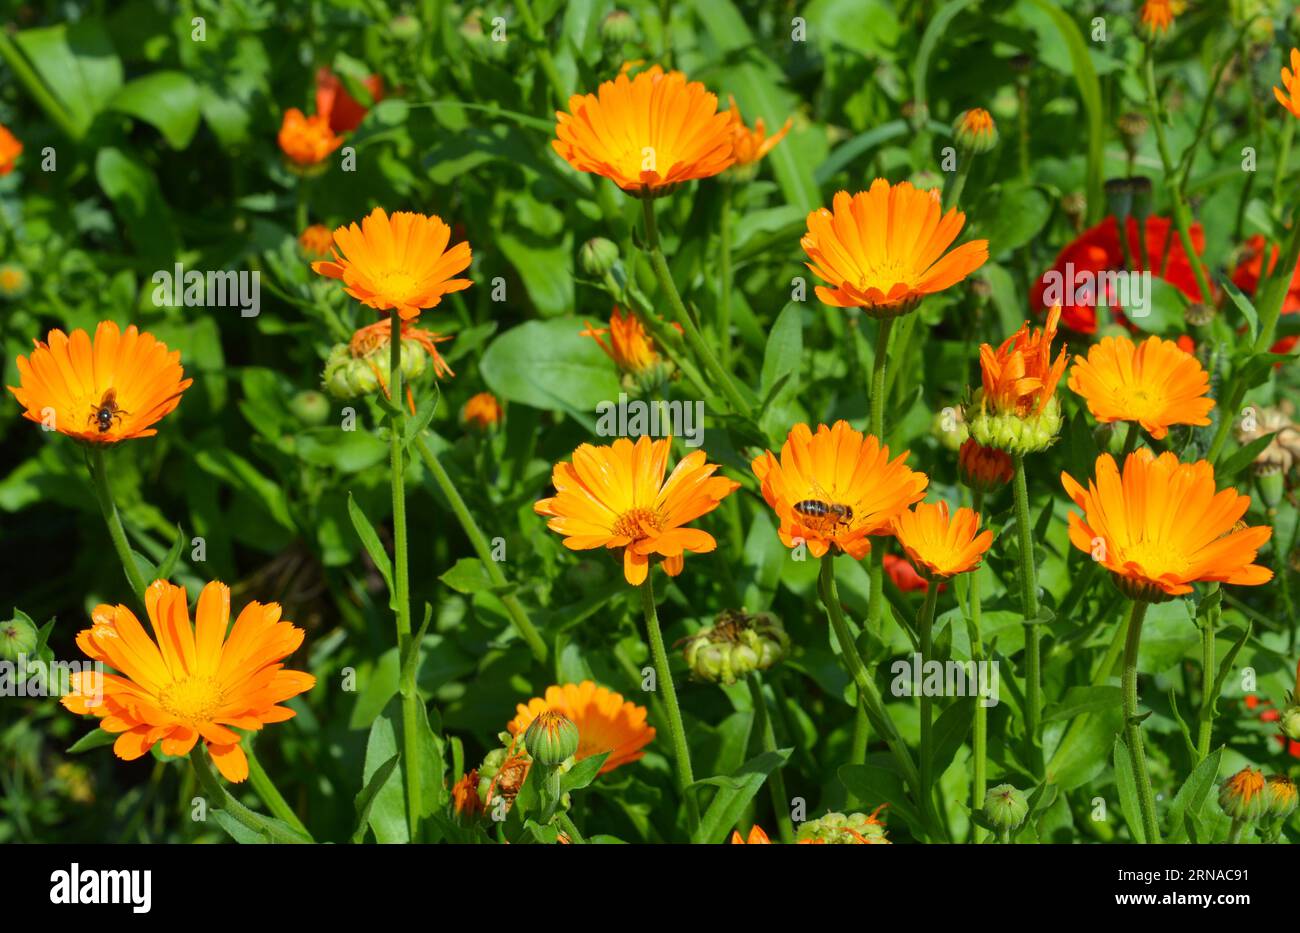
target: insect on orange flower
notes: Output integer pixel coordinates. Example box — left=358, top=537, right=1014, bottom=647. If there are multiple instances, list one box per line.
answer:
left=61, top=580, right=316, bottom=783
left=534, top=435, right=738, bottom=585
left=507, top=681, right=654, bottom=774
left=7, top=321, right=192, bottom=445
left=891, top=501, right=994, bottom=579
left=312, top=207, right=473, bottom=321
left=277, top=107, right=343, bottom=168
left=751, top=421, right=928, bottom=560
left=801, top=179, right=988, bottom=318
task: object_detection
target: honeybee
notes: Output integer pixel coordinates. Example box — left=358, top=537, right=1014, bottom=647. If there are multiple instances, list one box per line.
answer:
left=87, top=389, right=129, bottom=434
left=791, top=479, right=855, bottom=533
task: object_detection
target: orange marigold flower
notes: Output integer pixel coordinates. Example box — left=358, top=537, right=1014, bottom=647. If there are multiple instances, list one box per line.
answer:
left=7, top=320, right=192, bottom=445
left=312, top=207, right=472, bottom=321
left=726, top=96, right=792, bottom=168
left=315, top=67, right=383, bottom=134
left=953, top=108, right=998, bottom=153
left=277, top=107, right=343, bottom=167
left=452, top=769, right=484, bottom=820
left=0, top=123, right=22, bottom=175
left=979, top=307, right=1067, bottom=418
left=61, top=580, right=316, bottom=783
left=1061, top=449, right=1273, bottom=602
left=892, top=501, right=994, bottom=578
left=553, top=65, right=736, bottom=196
left=1277, top=48, right=1300, bottom=119
left=535, top=435, right=738, bottom=585
left=299, top=223, right=335, bottom=258
left=507, top=681, right=654, bottom=774
left=730, top=825, right=772, bottom=844
left=801, top=180, right=988, bottom=318
left=957, top=437, right=1013, bottom=493
left=751, top=421, right=928, bottom=560
left=1139, top=0, right=1175, bottom=38
left=1067, top=334, right=1214, bottom=440
left=462, top=391, right=502, bottom=429
left=581, top=307, right=667, bottom=376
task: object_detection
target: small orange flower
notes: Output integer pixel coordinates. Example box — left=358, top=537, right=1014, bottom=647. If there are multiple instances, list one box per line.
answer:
left=978, top=306, right=1068, bottom=418
left=892, top=501, right=994, bottom=578
left=451, top=769, right=484, bottom=820
left=581, top=307, right=667, bottom=376
left=298, top=223, right=335, bottom=258
left=0, top=123, right=22, bottom=175
left=953, top=108, right=998, bottom=152
left=312, top=207, right=472, bottom=320
left=751, top=421, right=928, bottom=560
left=730, top=825, right=772, bottom=844
left=957, top=438, right=1013, bottom=493
left=1139, top=0, right=1175, bottom=38
left=801, top=180, right=988, bottom=317
left=7, top=321, right=192, bottom=444
left=462, top=391, right=503, bottom=429
left=507, top=681, right=654, bottom=774
left=61, top=580, right=316, bottom=783
left=726, top=96, right=792, bottom=167
left=1061, top=449, right=1273, bottom=601
left=277, top=107, right=343, bottom=167
left=1275, top=48, right=1300, bottom=119
left=1067, top=334, right=1214, bottom=440
left=553, top=65, right=736, bottom=195
left=535, top=435, right=738, bottom=584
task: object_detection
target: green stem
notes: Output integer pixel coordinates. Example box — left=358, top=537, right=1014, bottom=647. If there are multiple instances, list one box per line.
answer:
left=188, top=749, right=309, bottom=843
left=641, top=199, right=753, bottom=419
left=89, top=448, right=149, bottom=606
left=0, top=31, right=82, bottom=140
left=1011, top=454, right=1042, bottom=771
left=917, top=580, right=940, bottom=819
left=412, top=436, right=547, bottom=662
left=718, top=180, right=733, bottom=370
left=747, top=673, right=793, bottom=843
left=1226, top=817, right=1243, bottom=844
left=1272, top=120, right=1294, bottom=206
left=968, top=489, right=988, bottom=843
left=1121, top=420, right=1141, bottom=459
left=1195, top=584, right=1220, bottom=762
left=1122, top=599, right=1161, bottom=844
left=555, top=810, right=586, bottom=844
left=943, top=156, right=972, bottom=210
left=387, top=309, right=422, bottom=840
left=867, top=317, right=895, bottom=639
left=640, top=575, right=700, bottom=835
left=246, top=746, right=311, bottom=838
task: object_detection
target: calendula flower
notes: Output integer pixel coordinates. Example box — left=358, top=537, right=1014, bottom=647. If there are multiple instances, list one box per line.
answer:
left=1068, top=334, right=1214, bottom=440
left=957, top=437, right=1014, bottom=493
left=277, top=107, right=343, bottom=168
left=0, top=262, right=31, bottom=300
left=1061, top=449, right=1273, bottom=602
left=892, top=501, right=994, bottom=578
left=1139, top=0, right=1175, bottom=38
left=312, top=207, right=472, bottom=321
left=730, top=825, right=772, bottom=844
left=507, top=681, right=654, bottom=774
left=581, top=306, right=675, bottom=390
left=801, top=180, right=988, bottom=318
left=553, top=65, right=736, bottom=196
left=61, top=580, right=316, bottom=783
left=315, top=67, right=383, bottom=134
left=751, top=421, right=928, bottom=560
left=0, top=123, right=21, bottom=175
left=726, top=96, right=792, bottom=167
left=967, top=307, right=1068, bottom=454
left=1276, top=48, right=1300, bottom=119
left=298, top=223, right=335, bottom=258
left=461, top=391, right=503, bottom=430
left=1219, top=767, right=1267, bottom=821
left=7, top=321, right=192, bottom=444
left=322, top=318, right=453, bottom=400
left=451, top=768, right=485, bottom=821
left=1265, top=775, right=1298, bottom=819
left=953, top=108, right=998, bottom=153
left=535, top=435, right=738, bottom=584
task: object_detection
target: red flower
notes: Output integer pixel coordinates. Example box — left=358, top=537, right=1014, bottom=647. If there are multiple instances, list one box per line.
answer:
left=1031, top=216, right=1205, bottom=334
left=882, top=552, right=945, bottom=593
left=316, top=68, right=384, bottom=134
left=1231, top=233, right=1300, bottom=315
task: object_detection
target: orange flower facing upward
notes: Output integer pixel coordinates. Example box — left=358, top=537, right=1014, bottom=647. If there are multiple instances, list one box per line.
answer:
left=1061, top=449, right=1273, bottom=602
left=535, top=435, right=738, bottom=584
left=1139, top=0, right=1175, bottom=38
left=461, top=391, right=503, bottom=430
left=312, top=207, right=472, bottom=320
left=1068, top=334, right=1214, bottom=440
left=507, top=681, right=654, bottom=774
left=8, top=321, right=192, bottom=444
left=892, top=501, right=994, bottom=578
left=1275, top=48, right=1300, bottom=119
left=726, top=96, right=792, bottom=168
left=730, top=825, right=773, bottom=844
left=968, top=307, right=1068, bottom=454
left=751, top=421, right=928, bottom=560
left=801, top=180, right=988, bottom=318
left=61, top=580, right=316, bottom=783
left=298, top=223, right=335, bottom=258
left=553, top=65, right=736, bottom=196
left=0, top=123, right=21, bottom=175
left=277, top=108, right=343, bottom=167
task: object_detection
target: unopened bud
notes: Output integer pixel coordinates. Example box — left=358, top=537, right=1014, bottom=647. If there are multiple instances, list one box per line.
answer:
left=984, top=784, right=1028, bottom=829
left=0, top=615, right=37, bottom=661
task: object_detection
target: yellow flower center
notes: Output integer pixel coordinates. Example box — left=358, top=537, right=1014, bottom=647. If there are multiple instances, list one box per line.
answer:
left=859, top=258, right=915, bottom=292
left=158, top=676, right=225, bottom=725
left=612, top=507, right=663, bottom=539
left=372, top=269, right=420, bottom=302
left=1119, top=539, right=1188, bottom=579
left=1115, top=385, right=1165, bottom=421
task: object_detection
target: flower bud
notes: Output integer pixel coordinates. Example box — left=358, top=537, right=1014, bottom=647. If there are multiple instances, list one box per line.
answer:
left=1104, top=177, right=1134, bottom=226
left=1185, top=301, right=1215, bottom=328
left=0, top=615, right=37, bottom=661
left=930, top=405, right=967, bottom=452
left=461, top=391, right=503, bottom=431
left=984, top=783, right=1028, bottom=829
left=958, top=437, right=1013, bottom=494
left=523, top=710, right=580, bottom=767
left=290, top=390, right=330, bottom=426
left=952, top=108, right=998, bottom=154
left=390, top=14, right=421, bottom=41
left=797, top=809, right=890, bottom=844
left=1279, top=705, right=1300, bottom=742
left=1219, top=767, right=1267, bottom=821
left=601, top=9, right=639, bottom=46
left=1265, top=775, right=1298, bottom=820
left=0, top=263, right=31, bottom=301
left=1129, top=176, right=1153, bottom=223
left=683, top=609, right=789, bottom=685
left=580, top=237, right=620, bottom=278
left=966, top=394, right=1062, bottom=455
left=1117, top=112, right=1148, bottom=158
left=1255, top=468, right=1285, bottom=510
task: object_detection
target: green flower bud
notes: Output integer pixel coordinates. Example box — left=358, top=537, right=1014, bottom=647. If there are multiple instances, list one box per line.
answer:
left=1279, top=705, right=1300, bottom=743
left=600, top=9, right=639, bottom=46
left=683, top=610, right=789, bottom=685
left=952, top=109, right=998, bottom=154
left=984, top=784, right=1029, bottom=829
left=1256, top=468, right=1285, bottom=510
left=1264, top=775, right=1298, bottom=820
left=797, top=810, right=891, bottom=844
left=1104, top=177, right=1134, bottom=225
left=390, top=14, right=421, bottom=41
left=580, top=237, right=620, bottom=278
left=0, top=615, right=38, bottom=661
left=523, top=710, right=580, bottom=767
left=1219, top=767, right=1267, bottom=822
left=321, top=338, right=432, bottom=400
left=965, top=394, right=1062, bottom=455
left=290, top=390, right=330, bottom=426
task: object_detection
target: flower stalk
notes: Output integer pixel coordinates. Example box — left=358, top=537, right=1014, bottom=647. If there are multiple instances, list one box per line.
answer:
left=1122, top=598, right=1161, bottom=843
left=1011, top=453, right=1042, bottom=770
left=88, top=447, right=148, bottom=607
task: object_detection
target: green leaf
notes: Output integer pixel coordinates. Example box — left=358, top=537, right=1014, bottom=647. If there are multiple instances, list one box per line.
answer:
left=151, top=523, right=186, bottom=582
left=209, top=809, right=269, bottom=844
left=67, top=729, right=118, bottom=754
left=838, top=761, right=922, bottom=833
left=691, top=749, right=792, bottom=844
left=439, top=558, right=493, bottom=594
left=1163, top=747, right=1223, bottom=843
left=347, top=493, right=395, bottom=595
left=1219, top=274, right=1259, bottom=345
left=1112, top=736, right=1146, bottom=844
left=560, top=751, right=610, bottom=793
left=94, top=147, right=178, bottom=266
left=1217, top=431, right=1277, bottom=483
left=911, top=0, right=981, bottom=126
left=1043, top=685, right=1123, bottom=723
left=108, top=71, right=201, bottom=148
left=14, top=20, right=123, bottom=137
left=480, top=318, right=622, bottom=427
left=351, top=754, right=400, bottom=844
left=930, top=698, right=975, bottom=780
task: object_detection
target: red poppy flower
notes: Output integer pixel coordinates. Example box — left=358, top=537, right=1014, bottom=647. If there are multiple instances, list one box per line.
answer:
left=1231, top=233, right=1300, bottom=315
left=1031, top=216, right=1205, bottom=334
left=316, top=67, right=384, bottom=134
left=882, top=552, right=945, bottom=593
